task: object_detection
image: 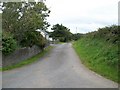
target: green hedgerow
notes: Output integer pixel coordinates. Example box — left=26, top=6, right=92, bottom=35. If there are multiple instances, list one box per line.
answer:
left=2, top=32, right=17, bottom=56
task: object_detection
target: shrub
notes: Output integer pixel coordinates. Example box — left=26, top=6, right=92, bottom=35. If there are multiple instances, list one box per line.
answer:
left=0, top=30, right=1, bottom=41
left=38, top=36, right=47, bottom=50
left=2, top=32, right=17, bottom=55
left=20, top=31, right=47, bottom=50
left=86, top=25, right=119, bottom=44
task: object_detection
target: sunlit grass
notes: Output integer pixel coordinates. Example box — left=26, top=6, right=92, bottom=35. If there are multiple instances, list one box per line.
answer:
left=73, top=38, right=119, bottom=83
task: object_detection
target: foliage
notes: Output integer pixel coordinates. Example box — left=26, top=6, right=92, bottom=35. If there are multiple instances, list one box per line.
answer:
left=73, top=25, right=119, bottom=82
left=86, top=25, right=119, bottom=44
left=1, top=1, right=50, bottom=55
left=0, top=30, right=1, bottom=41
left=50, top=24, right=72, bottom=42
left=0, top=13, right=2, bottom=41
left=2, top=32, right=17, bottom=55
left=20, top=31, right=46, bottom=49
left=72, top=33, right=84, bottom=41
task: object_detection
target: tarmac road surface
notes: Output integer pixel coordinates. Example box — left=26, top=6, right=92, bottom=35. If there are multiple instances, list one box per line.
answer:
left=2, top=43, right=118, bottom=88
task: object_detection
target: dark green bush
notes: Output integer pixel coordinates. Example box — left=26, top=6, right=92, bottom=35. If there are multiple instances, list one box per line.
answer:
left=2, top=33, right=17, bottom=55
left=36, top=33, right=47, bottom=49
left=86, top=25, right=119, bottom=44
left=20, top=31, right=47, bottom=50
left=0, top=31, right=1, bottom=41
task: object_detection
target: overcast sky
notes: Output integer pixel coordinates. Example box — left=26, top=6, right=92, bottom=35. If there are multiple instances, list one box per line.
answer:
left=45, top=0, right=119, bottom=34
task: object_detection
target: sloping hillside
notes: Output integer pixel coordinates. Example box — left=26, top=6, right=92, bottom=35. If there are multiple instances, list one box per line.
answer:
left=73, top=25, right=119, bottom=82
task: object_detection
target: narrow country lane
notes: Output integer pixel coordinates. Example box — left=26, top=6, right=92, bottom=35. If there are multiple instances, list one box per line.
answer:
left=2, top=43, right=118, bottom=88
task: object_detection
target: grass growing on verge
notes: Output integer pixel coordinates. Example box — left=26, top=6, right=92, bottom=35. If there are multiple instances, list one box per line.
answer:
left=1, top=46, right=53, bottom=71
left=73, top=38, right=119, bottom=83
left=0, top=68, right=2, bottom=71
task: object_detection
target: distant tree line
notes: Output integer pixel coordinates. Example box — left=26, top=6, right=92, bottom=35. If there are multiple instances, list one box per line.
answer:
left=49, top=24, right=83, bottom=42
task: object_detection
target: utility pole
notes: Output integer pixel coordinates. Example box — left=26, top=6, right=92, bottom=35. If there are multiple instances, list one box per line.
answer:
left=76, top=27, right=77, bottom=34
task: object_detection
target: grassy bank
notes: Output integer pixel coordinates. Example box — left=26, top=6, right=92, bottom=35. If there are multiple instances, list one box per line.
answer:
left=1, top=46, right=53, bottom=71
left=73, top=25, right=119, bottom=83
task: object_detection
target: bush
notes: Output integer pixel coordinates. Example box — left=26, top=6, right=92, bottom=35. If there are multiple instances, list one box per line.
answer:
left=86, top=25, right=119, bottom=44
left=36, top=35, right=48, bottom=50
left=2, top=32, right=17, bottom=55
left=0, top=30, right=1, bottom=41
left=20, top=31, right=47, bottom=50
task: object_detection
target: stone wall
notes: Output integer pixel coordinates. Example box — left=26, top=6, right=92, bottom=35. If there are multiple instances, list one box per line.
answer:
left=0, top=51, right=2, bottom=68
left=2, top=45, right=41, bottom=67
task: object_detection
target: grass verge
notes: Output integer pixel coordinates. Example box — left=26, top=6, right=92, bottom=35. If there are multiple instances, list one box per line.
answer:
left=73, top=38, right=119, bottom=83
left=1, top=46, right=53, bottom=71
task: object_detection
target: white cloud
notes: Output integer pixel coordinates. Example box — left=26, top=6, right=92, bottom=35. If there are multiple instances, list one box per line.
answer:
left=45, top=0, right=118, bottom=33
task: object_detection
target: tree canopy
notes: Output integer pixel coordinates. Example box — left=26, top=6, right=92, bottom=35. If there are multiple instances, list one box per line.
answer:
left=50, top=24, right=72, bottom=42
left=2, top=1, right=50, bottom=55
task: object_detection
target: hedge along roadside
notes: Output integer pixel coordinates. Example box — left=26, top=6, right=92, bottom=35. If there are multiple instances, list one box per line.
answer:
left=2, top=32, right=17, bottom=56
left=72, top=25, right=119, bottom=83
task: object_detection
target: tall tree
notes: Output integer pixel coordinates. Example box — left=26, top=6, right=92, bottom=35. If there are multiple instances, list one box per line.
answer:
left=50, top=24, right=72, bottom=42
left=2, top=1, right=50, bottom=47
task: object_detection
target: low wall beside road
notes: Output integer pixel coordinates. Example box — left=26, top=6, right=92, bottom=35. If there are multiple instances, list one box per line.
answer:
left=2, top=45, right=41, bottom=67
